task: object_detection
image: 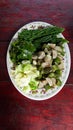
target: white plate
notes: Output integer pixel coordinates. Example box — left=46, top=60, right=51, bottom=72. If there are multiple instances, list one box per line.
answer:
left=6, top=21, right=71, bottom=100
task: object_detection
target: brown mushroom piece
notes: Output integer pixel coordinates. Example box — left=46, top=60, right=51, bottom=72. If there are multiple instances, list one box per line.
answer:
left=44, top=54, right=51, bottom=62
left=58, top=62, right=64, bottom=70
left=41, top=54, right=52, bottom=68
left=46, top=78, right=53, bottom=86
left=55, top=46, right=62, bottom=52
left=38, top=51, right=45, bottom=60
left=41, top=62, right=51, bottom=68
left=49, top=44, right=56, bottom=49
left=58, top=53, right=64, bottom=60
left=38, top=80, right=47, bottom=88
left=52, top=50, right=57, bottom=59
left=51, top=78, right=56, bottom=86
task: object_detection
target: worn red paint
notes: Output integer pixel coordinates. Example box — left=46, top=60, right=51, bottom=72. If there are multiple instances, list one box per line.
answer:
left=0, top=0, right=73, bottom=130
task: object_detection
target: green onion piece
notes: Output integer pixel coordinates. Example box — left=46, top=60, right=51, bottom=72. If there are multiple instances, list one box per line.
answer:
left=53, top=57, right=61, bottom=64
left=49, top=73, right=55, bottom=78
left=55, top=69, right=62, bottom=77
left=44, top=85, right=52, bottom=91
left=52, top=65, right=58, bottom=72
left=56, top=79, right=62, bottom=86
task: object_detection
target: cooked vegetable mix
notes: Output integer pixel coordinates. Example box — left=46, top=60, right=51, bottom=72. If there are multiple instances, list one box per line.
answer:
left=9, top=25, right=68, bottom=94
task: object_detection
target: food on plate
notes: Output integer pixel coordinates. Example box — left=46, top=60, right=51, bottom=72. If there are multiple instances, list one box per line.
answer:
left=9, top=24, right=68, bottom=95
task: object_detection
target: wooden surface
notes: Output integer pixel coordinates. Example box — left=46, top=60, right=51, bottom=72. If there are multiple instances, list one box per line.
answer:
left=0, top=0, right=73, bottom=130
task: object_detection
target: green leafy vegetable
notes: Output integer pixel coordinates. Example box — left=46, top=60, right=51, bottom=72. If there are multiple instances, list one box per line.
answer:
left=9, top=26, right=68, bottom=64
left=18, top=26, right=64, bottom=43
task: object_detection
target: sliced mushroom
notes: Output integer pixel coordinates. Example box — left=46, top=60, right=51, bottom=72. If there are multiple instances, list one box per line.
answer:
left=55, top=46, right=62, bottom=52
left=58, top=53, right=64, bottom=60
left=38, top=80, right=47, bottom=89
left=51, top=78, right=56, bottom=86
left=42, top=80, right=48, bottom=86
left=38, top=51, right=45, bottom=59
left=49, top=44, right=56, bottom=49
left=38, top=81, right=44, bottom=88
left=58, top=62, right=64, bottom=70
left=41, top=62, right=51, bottom=68
left=44, top=54, right=51, bottom=62
left=52, top=50, right=57, bottom=59
left=46, top=78, right=53, bottom=86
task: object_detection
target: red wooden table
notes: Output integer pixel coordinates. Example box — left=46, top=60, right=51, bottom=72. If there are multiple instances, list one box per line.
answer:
left=0, top=0, right=73, bottom=130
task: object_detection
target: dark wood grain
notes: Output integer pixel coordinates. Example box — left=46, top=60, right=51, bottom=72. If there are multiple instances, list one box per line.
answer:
left=0, top=0, right=73, bottom=42
left=0, top=0, right=73, bottom=130
left=0, top=81, right=73, bottom=130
